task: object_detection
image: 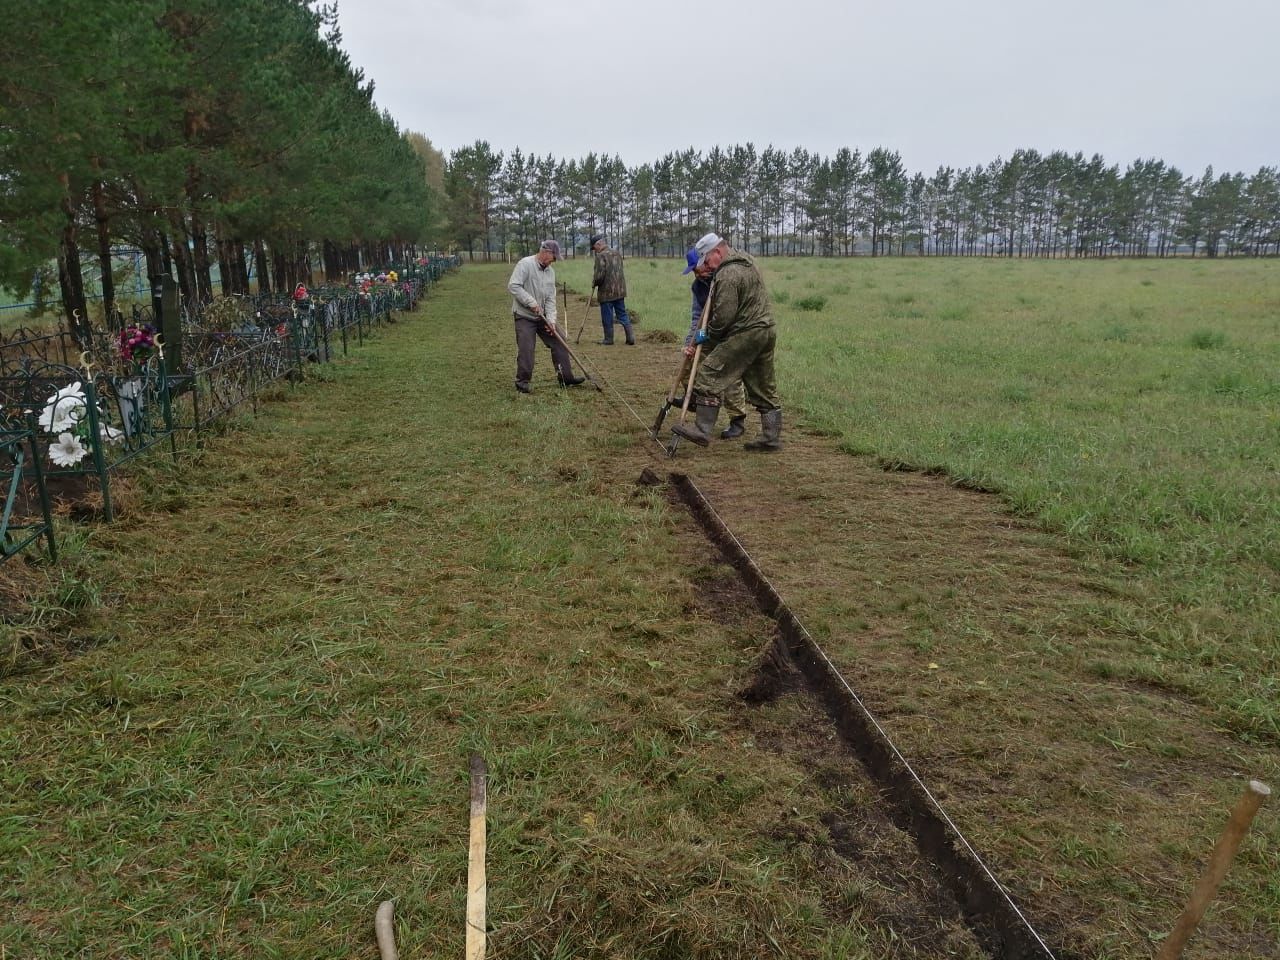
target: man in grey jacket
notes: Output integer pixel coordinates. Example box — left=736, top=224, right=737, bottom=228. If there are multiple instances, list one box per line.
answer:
left=507, top=240, right=584, bottom=393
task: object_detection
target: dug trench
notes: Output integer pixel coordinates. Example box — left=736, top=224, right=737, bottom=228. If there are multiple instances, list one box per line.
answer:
left=668, top=470, right=1069, bottom=960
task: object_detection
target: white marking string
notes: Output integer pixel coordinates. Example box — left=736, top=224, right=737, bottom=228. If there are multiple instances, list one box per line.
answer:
left=682, top=473, right=1059, bottom=960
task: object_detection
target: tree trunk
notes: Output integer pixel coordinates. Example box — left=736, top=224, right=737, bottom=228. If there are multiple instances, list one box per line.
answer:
left=56, top=173, right=91, bottom=343
left=254, top=240, right=272, bottom=294
left=323, top=240, right=341, bottom=282
left=272, top=249, right=289, bottom=293
left=232, top=241, right=250, bottom=293
left=216, top=236, right=235, bottom=295
left=189, top=213, right=214, bottom=302
left=169, top=227, right=196, bottom=305
left=91, top=178, right=116, bottom=324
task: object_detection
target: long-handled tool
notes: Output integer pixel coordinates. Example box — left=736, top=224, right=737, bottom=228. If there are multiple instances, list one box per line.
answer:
left=549, top=322, right=603, bottom=391
left=650, top=353, right=693, bottom=438
left=665, top=345, right=707, bottom=457
left=466, top=755, right=488, bottom=960
left=573, top=284, right=597, bottom=344
left=652, top=280, right=715, bottom=439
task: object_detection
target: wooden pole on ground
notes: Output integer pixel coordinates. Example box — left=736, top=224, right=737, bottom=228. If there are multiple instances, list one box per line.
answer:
left=466, top=755, right=488, bottom=960
left=1154, top=779, right=1269, bottom=960
left=374, top=900, right=399, bottom=960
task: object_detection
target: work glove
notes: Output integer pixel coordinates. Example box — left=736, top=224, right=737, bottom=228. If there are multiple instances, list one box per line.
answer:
left=693, top=329, right=708, bottom=345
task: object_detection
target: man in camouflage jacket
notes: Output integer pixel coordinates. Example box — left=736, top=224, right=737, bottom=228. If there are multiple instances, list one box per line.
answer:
left=672, top=233, right=782, bottom=452
left=589, top=234, right=633, bottom=345
left=684, top=248, right=750, bottom=438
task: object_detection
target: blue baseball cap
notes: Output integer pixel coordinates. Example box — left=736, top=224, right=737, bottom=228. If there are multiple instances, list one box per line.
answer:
left=682, top=248, right=699, bottom=275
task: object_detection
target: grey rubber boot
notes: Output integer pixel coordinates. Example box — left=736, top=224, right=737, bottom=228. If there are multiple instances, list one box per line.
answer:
left=720, top=415, right=747, bottom=440
left=671, top=401, right=720, bottom=447
left=623, top=324, right=635, bottom=345
left=744, top=408, right=783, bottom=452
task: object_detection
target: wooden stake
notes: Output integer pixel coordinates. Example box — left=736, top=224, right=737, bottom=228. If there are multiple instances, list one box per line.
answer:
left=374, top=900, right=399, bottom=960
left=574, top=284, right=596, bottom=344
left=1155, top=779, right=1269, bottom=960
left=466, top=755, right=488, bottom=960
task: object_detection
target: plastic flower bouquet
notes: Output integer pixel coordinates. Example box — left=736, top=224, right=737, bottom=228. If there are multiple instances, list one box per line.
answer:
left=118, top=323, right=159, bottom=367
left=35, top=381, right=124, bottom=468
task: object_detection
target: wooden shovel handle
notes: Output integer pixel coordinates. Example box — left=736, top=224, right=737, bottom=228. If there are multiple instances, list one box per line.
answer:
left=1155, top=779, right=1269, bottom=960
left=673, top=280, right=715, bottom=422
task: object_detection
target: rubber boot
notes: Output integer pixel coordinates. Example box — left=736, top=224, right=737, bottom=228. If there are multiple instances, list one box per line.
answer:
left=671, top=401, right=720, bottom=447
left=622, top=323, right=635, bottom=345
left=744, top=408, right=783, bottom=452
left=597, top=317, right=614, bottom=345
left=720, top=415, right=746, bottom=440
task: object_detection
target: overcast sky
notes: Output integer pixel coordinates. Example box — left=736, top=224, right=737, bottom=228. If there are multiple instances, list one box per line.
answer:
left=337, top=0, right=1279, bottom=176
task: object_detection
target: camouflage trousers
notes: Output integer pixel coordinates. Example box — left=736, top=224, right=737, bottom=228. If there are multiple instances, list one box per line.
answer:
left=720, top=380, right=748, bottom=419
left=692, top=326, right=779, bottom=412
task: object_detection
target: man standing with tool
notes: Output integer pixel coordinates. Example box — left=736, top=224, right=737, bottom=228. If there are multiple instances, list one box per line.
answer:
left=508, top=240, right=585, bottom=393
left=682, top=248, right=750, bottom=439
left=672, top=232, right=782, bottom=451
left=590, top=234, right=633, bottom=345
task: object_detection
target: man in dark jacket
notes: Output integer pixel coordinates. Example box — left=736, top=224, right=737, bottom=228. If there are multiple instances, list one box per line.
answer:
left=672, top=233, right=782, bottom=452
left=590, top=234, right=633, bottom=345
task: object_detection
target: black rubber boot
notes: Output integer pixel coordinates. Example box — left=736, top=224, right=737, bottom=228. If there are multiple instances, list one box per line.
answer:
left=558, top=374, right=586, bottom=387
left=671, top=401, right=720, bottom=447
left=720, top=415, right=746, bottom=440
left=623, top=324, right=635, bottom=345
left=744, top=408, right=783, bottom=452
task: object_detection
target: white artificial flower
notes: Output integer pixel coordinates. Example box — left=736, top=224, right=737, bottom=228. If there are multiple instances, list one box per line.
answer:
left=48, top=431, right=88, bottom=467
left=100, top=423, right=125, bottom=445
left=39, top=381, right=86, bottom=434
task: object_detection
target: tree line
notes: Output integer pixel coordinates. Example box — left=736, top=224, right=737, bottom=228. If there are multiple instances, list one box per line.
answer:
left=444, top=142, right=1280, bottom=261
left=1, top=1, right=441, bottom=341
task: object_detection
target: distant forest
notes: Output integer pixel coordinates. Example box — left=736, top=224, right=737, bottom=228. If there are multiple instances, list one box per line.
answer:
left=444, top=143, right=1280, bottom=260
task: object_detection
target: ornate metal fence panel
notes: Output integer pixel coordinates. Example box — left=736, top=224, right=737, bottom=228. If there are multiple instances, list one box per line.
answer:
left=182, top=332, right=295, bottom=432
left=0, top=257, right=461, bottom=541
left=1, top=425, right=56, bottom=563
left=0, top=358, right=177, bottom=522
left=0, top=326, right=79, bottom=376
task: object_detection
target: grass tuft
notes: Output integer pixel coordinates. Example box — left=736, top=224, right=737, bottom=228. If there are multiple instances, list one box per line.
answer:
left=1188, top=328, right=1227, bottom=349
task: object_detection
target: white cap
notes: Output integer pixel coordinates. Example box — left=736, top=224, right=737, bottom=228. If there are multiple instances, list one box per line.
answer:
left=694, top=232, right=723, bottom=265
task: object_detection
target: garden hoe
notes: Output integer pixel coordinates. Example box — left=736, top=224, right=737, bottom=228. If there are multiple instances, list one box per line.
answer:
left=658, top=282, right=715, bottom=454
left=650, top=351, right=694, bottom=438
left=573, top=285, right=598, bottom=344
left=666, top=340, right=710, bottom=457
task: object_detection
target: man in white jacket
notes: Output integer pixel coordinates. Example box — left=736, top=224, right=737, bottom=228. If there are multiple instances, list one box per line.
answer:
left=507, top=240, right=584, bottom=393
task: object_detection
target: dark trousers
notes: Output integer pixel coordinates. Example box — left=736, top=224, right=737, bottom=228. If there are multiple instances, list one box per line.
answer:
left=514, top=314, right=573, bottom=388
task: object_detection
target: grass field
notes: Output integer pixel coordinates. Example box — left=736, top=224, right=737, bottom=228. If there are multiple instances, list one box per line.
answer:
left=559, top=255, right=1280, bottom=743
left=2, top=261, right=1277, bottom=958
